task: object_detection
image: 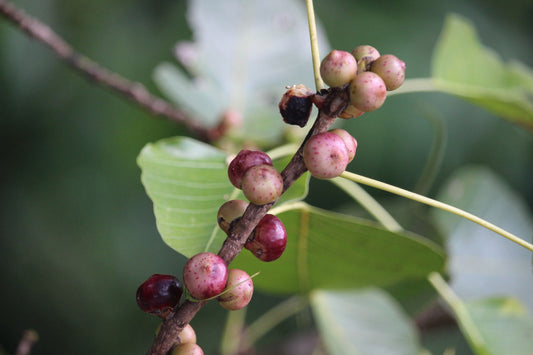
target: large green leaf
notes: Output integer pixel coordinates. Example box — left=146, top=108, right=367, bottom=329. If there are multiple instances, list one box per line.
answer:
left=137, top=137, right=308, bottom=258
left=231, top=202, right=445, bottom=294
left=431, top=14, right=533, bottom=128
left=153, top=0, right=330, bottom=145
left=431, top=166, right=533, bottom=311
left=311, top=288, right=421, bottom=355
left=430, top=273, right=533, bottom=355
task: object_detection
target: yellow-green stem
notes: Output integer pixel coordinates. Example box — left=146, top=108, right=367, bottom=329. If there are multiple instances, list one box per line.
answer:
left=428, top=272, right=490, bottom=355
left=340, top=171, right=533, bottom=252
left=305, top=0, right=324, bottom=91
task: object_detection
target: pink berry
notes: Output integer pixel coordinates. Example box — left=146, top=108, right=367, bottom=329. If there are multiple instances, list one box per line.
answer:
left=349, top=71, right=387, bottom=112
left=218, top=269, right=254, bottom=310
left=303, top=132, right=349, bottom=179
left=183, top=252, right=228, bottom=300
left=371, top=54, right=406, bottom=91
left=329, top=129, right=358, bottom=163
left=241, top=164, right=283, bottom=205
left=136, top=274, right=182, bottom=318
left=245, top=214, right=287, bottom=262
left=228, top=150, right=273, bottom=189
left=217, top=199, right=249, bottom=234
left=320, top=50, right=357, bottom=87
left=171, top=343, right=204, bottom=355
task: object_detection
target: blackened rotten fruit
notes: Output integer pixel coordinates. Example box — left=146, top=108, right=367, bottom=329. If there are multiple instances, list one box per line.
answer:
left=279, top=84, right=314, bottom=127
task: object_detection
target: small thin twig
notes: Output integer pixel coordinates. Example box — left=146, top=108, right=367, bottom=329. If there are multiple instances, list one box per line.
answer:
left=0, top=0, right=219, bottom=142
left=147, top=87, right=350, bottom=355
left=15, top=329, right=39, bottom=355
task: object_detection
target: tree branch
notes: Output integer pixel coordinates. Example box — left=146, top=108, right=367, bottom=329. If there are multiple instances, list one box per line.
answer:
left=0, top=0, right=220, bottom=142
left=147, top=86, right=349, bottom=355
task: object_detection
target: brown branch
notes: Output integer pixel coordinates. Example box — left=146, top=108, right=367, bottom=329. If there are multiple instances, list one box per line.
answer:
left=0, top=0, right=219, bottom=142
left=147, top=86, right=350, bottom=355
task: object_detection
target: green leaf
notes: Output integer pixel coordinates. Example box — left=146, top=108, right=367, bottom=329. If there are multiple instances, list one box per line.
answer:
left=153, top=0, right=330, bottom=145
left=430, top=273, right=533, bottom=355
left=137, top=137, right=308, bottom=258
left=431, top=166, right=533, bottom=311
left=231, top=202, right=445, bottom=294
left=431, top=14, right=533, bottom=128
left=466, top=298, right=533, bottom=355
left=311, top=288, right=421, bottom=355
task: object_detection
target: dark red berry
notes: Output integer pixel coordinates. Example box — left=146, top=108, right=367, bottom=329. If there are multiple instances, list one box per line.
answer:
left=228, top=150, right=273, bottom=189
left=245, top=214, right=287, bottom=262
left=136, top=274, right=182, bottom=318
left=279, top=84, right=314, bottom=127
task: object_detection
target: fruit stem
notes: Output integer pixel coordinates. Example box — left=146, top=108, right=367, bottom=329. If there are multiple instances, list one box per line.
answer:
left=428, top=272, right=490, bottom=355
left=305, top=0, right=324, bottom=91
left=340, top=171, right=533, bottom=252
left=387, top=78, right=437, bottom=96
left=220, top=308, right=247, bottom=355
left=241, top=295, right=309, bottom=351
left=330, top=177, right=403, bottom=232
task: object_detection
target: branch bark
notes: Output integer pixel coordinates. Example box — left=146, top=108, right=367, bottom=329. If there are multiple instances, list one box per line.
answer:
left=0, top=0, right=221, bottom=142
left=147, top=86, right=349, bottom=355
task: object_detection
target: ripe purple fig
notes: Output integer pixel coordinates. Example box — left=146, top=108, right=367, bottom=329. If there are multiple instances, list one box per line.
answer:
left=228, top=150, right=273, bottom=189
left=218, top=269, right=254, bottom=310
left=303, top=131, right=349, bottom=179
left=136, top=274, right=182, bottom=318
left=245, top=214, right=287, bottom=262
left=183, top=252, right=228, bottom=300
left=320, top=50, right=357, bottom=87
left=349, top=71, right=387, bottom=112
left=241, top=164, right=283, bottom=205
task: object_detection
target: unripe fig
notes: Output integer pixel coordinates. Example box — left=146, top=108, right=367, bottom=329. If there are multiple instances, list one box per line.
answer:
left=320, top=50, right=357, bottom=87
left=183, top=252, right=228, bottom=300
left=245, top=214, right=287, bottom=262
left=241, top=164, right=283, bottom=205
left=228, top=150, right=273, bottom=189
left=352, top=45, right=381, bottom=73
left=218, top=269, right=254, bottom=310
left=338, top=104, right=364, bottom=119
left=303, top=132, right=349, bottom=179
left=329, top=128, right=358, bottom=162
left=176, top=324, right=197, bottom=345
left=351, top=45, right=380, bottom=62
left=136, top=274, right=183, bottom=318
left=171, top=343, right=204, bottom=355
left=217, top=199, right=249, bottom=234
left=370, top=54, right=406, bottom=91
left=279, top=84, right=314, bottom=127
left=349, top=71, right=387, bottom=112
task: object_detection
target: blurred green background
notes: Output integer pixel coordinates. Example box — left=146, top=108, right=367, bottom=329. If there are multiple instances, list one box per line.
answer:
left=1, top=0, right=532, bottom=354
